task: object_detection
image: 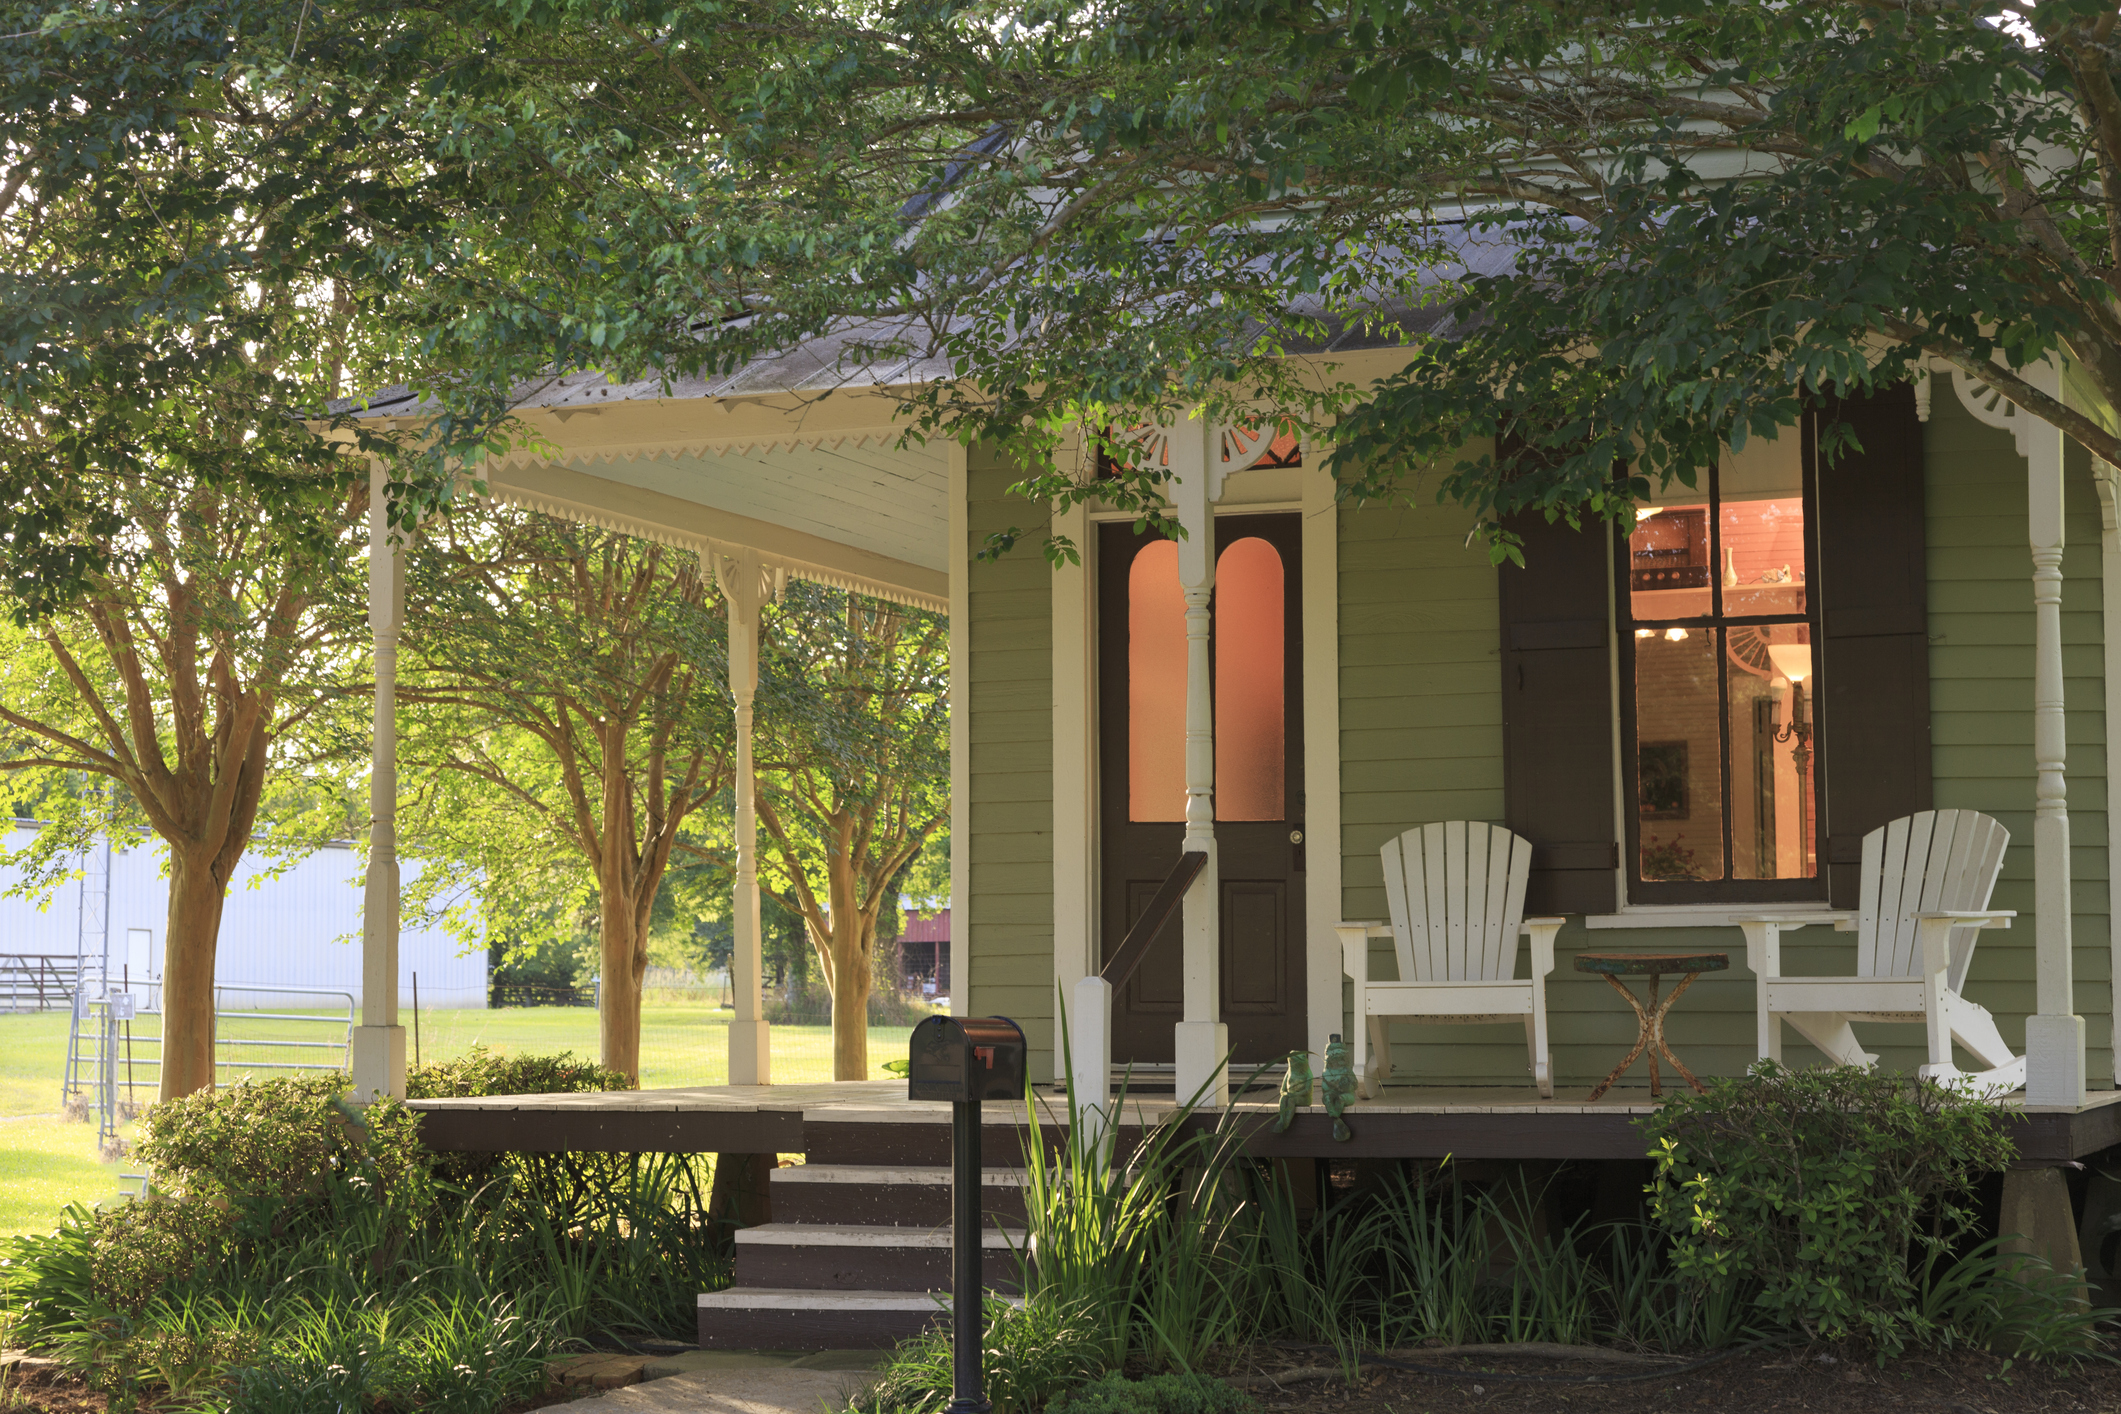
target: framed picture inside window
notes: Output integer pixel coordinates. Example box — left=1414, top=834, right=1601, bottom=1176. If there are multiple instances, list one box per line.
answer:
left=1638, top=741, right=1690, bottom=819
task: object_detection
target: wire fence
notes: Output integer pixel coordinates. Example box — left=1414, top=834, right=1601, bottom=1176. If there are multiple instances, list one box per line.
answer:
left=64, top=983, right=356, bottom=1147
left=0, top=954, right=80, bottom=1013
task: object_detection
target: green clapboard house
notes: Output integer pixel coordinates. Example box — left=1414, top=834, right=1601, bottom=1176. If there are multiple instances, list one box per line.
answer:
left=356, top=346, right=2121, bottom=1136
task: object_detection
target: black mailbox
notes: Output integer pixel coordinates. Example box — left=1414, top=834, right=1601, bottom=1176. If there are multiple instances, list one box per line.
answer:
left=908, top=1015, right=1027, bottom=1103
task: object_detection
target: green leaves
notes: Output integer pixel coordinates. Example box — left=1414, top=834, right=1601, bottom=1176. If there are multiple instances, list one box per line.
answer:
left=1641, top=1062, right=2017, bottom=1350
left=15, top=0, right=2121, bottom=558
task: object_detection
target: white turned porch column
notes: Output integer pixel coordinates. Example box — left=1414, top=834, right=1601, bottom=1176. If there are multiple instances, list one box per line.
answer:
left=1169, top=423, right=1228, bottom=1106
left=2098, top=469, right=2121, bottom=1080
left=2025, top=406, right=2087, bottom=1106
left=716, top=548, right=783, bottom=1085
left=1950, top=360, right=2087, bottom=1105
left=351, top=462, right=406, bottom=1101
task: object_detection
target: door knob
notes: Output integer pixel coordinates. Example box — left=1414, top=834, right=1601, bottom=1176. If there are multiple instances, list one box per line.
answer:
left=1289, top=829, right=1304, bottom=844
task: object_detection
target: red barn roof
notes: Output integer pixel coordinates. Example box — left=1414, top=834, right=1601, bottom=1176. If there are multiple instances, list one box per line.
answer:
left=901, top=908, right=950, bottom=944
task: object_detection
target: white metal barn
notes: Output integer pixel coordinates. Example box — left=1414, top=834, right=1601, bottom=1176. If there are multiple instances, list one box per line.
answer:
left=0, top=825, right=486, bottom=1009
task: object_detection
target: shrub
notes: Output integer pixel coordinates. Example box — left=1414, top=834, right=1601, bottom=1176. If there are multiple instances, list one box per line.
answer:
left=1640, top=1061, right=2016, bottom=1350
left=1049, top=1373, right=1256, bottom=1414
left=88, top=1197, right=237, bottom=1317
left=868, top=986, right=941, bottom=1028
left=405, top=1048, right=724, bottom=1320
left=133, top=1074, right=431, bottom=1217
left=862, top=1297, right=1108, bottom=1414
left=406, top=1045, right=627, bottom=1100
left=15, top=1079, right=434, bottom=1334
left=2, top=1051, right=719, bottom=1414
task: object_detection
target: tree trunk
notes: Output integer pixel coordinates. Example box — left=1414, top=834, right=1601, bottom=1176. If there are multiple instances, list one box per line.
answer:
left=827, top=854, right=873, bottom=1081
left=599, top=879, right=645, bottom=1085
left=159, top=851, right=230, bottom=1101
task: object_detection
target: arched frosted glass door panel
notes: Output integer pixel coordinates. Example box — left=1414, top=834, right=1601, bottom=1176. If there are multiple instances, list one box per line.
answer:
left=1213, top=537, right=1285, bottom=821
left=1098, top=515, right=1306, bottom=1066
left=1128, top=539, right=1187, bottom=822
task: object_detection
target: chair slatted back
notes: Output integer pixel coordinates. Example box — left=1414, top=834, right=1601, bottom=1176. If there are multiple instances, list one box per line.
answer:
left=1379, top=822, right=1534, bottom=982
left=1856, top=809, right=2009, bottom=981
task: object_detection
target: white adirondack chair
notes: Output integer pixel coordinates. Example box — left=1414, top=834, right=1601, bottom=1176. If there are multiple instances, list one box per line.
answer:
left=1738, top=809, right=2022, bottom=1089
left=1336, top=821, right=1565, bottom=1098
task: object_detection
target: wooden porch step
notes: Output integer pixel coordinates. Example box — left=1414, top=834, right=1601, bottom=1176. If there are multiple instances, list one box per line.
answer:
left=696, top=1288, right=940, bottom=1349
left=769, top=1164, right=1030, bottom=1226
left=696, top=1288, right=1026, bottom=1350
left=802, top=1117, right=1061, bottom=1167
left=733, top=1223, right=1024, bottom=1293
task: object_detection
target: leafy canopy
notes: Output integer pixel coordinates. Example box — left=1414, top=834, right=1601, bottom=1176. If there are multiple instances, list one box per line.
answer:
left=12, top=0, right=2121, bottom=570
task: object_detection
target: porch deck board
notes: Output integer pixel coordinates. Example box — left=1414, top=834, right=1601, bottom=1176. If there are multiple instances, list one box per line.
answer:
left=407, top=1081, right=2121, bottom=1162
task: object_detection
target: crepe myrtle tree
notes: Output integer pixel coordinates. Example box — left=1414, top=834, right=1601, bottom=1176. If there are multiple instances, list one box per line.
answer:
left=751, top=584, right=948, bottom=1081
left=0, top=470, right=368, bottom=1101
left=396, top=506, right=734, bottom=1084
left=0, top=0, right=432, bottom=1101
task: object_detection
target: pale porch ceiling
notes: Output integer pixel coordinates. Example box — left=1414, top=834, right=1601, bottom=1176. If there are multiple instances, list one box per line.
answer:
left=338, top=225, right=1495, bottom=612
left=353, top=379, right=952, bottom=610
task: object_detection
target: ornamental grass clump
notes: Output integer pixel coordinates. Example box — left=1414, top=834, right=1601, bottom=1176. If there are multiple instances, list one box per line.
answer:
left=1640, top=1061, right=2018, bottom=1351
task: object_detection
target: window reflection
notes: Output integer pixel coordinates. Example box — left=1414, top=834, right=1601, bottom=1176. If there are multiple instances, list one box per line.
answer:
left=1634, top=628, right=1725, bottom=881
left=1214, top=537, right=1284, bottom=820
left=1730, top=624, right=1816, bottom=879
left=1721, top=431, right=1808, bottom=617
left=1128, top=541, right=1186, bottom=822
left=1624, top=429, right=1819, bottom=891
left=1627, top=503, right=1712, bottom=621
left=1126, top=535, right=1288, bottom=824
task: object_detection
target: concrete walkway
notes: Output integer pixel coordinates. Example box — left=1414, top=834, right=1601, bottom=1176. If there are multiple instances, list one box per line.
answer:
left=566, top=1351, right=884, bottom=1414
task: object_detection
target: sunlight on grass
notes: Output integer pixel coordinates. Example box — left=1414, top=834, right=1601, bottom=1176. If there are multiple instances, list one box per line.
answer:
left=0, top=1116, right=126, bottom=1238
left=0, top=1004, right=913, bottom=1237
left=408, top=1005, right=916, bottom=1088
left=0, top=1011, right=70, bottom=1116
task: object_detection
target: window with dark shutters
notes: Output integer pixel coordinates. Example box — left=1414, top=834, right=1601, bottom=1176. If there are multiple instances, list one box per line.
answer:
left=1493, top=383, right=1931, bottom=915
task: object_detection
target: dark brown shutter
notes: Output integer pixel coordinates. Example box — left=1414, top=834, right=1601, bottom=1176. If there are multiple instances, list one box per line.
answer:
left=1499, top=511, right=1618, bottom=915
left=1814, top=383, right=1931, bottom=908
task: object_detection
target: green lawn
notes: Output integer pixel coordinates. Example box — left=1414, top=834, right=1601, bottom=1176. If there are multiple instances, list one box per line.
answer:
left=0, top=1004, right=910, bottom=1238
left=0, top=1011, right=69, bottom=1116
left=412, top=1005, right=915, bottom=1088
left=0, top=1116, right=127, bottom=1238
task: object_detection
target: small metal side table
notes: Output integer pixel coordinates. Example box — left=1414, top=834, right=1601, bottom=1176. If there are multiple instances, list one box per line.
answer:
left=1573, top=951, right=1730, bottom=1101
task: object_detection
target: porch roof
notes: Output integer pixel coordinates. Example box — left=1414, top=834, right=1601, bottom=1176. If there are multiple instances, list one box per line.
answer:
left=334, top=221, right=1535, bottom=611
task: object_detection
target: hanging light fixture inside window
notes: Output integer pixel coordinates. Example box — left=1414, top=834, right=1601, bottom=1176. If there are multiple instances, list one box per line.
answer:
left=1768, top=643, right=1816, bottom=872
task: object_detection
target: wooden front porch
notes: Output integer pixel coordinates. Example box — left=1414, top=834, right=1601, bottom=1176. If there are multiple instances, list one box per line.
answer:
left=408, top=1079, right=2121, bottom=1164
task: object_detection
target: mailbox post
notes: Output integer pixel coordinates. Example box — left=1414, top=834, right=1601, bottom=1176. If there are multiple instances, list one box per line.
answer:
left=908, top=1015, right=1027, bottom=1414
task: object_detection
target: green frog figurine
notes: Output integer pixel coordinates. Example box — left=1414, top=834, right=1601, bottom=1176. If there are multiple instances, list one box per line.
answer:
left=1321, top=1032, right=1357, bottom=1142
left=1273, top=1050, right=1313, bottom=1133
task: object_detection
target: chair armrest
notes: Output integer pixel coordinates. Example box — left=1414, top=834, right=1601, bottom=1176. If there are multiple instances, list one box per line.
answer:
left=1335, top=922, right=1390, bottom=981
left=1916, top=910, right=2013, bottom=927
left=1520, top=918, right=1563, bottom=977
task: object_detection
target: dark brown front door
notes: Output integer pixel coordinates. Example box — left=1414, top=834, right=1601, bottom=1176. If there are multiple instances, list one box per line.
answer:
left=1096, top=514, right=1306, bottom=1066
